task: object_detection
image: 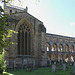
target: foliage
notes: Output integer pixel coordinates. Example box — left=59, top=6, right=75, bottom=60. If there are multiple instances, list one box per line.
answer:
left=0, top=50, right=6, bottom=72
left=0, top=2, right=17, bottom=73
left=0, top=6, right=17, bottom=51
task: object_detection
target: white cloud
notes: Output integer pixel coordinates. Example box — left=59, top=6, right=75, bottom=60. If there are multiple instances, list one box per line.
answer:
left=70, top=23, right=75, bottom=26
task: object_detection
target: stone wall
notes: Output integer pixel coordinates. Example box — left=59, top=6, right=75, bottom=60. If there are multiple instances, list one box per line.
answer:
left=5, top=9, right=47, bottom=68
left=4, top=4, right=25, bottom=14
left=46, top=33, right=75, bottom=63
left=5, top=5, right=75, bottom=68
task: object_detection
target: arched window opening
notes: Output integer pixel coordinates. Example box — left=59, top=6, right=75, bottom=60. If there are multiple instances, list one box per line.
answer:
left=52, top=43, right=57, bottom=51
left=15, top=11, right=17, bottom=13
left=65, top=44, right=69, bottom=52
left=51, top=53, right=57, bottom=61
left=18, top=23, right=31, bottom=55
left=64, top=54, right=69, bottom=62
left=47, top=43, right=50, bottom=51
left=70, top=45, right=74, bottom=52
left=58, top=54, right=62, bottom=62
left=58, top=44, right=63, bottom=52
left=70, top=54, right=74, bottom=62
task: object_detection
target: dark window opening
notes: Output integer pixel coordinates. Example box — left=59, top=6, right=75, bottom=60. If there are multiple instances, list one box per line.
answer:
left=25, top=32, right=27, bottom=55
left=10, top=10, right=12, bottom=14
left=18, top=24, right=31, bottom=55
left=15, top=11, right=17, bottom=13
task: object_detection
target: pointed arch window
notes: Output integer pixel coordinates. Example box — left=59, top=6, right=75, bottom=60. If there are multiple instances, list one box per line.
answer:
left=18, top=23, right=31, bottom=55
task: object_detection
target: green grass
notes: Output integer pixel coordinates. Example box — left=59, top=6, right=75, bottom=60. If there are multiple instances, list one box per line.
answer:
left=0, top=66, right=74, bottom=75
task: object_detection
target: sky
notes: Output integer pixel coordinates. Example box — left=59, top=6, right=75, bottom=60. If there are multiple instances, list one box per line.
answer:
left=0, top=0, right=75, bottom=37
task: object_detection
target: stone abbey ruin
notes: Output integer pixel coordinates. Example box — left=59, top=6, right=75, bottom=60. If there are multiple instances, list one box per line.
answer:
left=4, top=4, right=75, bottom=68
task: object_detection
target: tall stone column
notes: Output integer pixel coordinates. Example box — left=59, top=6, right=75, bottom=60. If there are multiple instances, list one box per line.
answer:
left=68, top=44, right=71, bottom=62
left=50, top=43, right=52, bottom=64
left=72, top=44, right=75, bottom=74
left=56, top=43, right=59, bottom=62
left=62, top=43, right=65, bottom=65
left=72, top=56, right=75, bottom=74
left=49, top=37, right=53, bottom=64
left=67, top=44, right=71, bottom=69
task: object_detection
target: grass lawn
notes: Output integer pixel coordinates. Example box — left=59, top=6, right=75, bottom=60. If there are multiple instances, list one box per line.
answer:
left=1, top=66, right=74, bottom=75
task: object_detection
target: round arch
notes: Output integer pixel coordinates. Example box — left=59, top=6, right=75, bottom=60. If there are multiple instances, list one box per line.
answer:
left=70, top=54, right=74, bottom=62
left=70, top=45, right=74, bottom=52
left=51, top=53, right=57, bottom=61
left=65, top=44, right=69, bottom=52
left=58, top=53, right=62, bottom=61
left=52, top=43, right=57, bottom=51
left=58, top=44, right=63, bottom=52
left=64, top=54, right=69, bottom=62
left=47, top=42, right=50, bottom=51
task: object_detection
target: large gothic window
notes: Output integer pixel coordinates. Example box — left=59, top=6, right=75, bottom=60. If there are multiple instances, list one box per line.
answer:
left=18, top=23, right=31, bottom=55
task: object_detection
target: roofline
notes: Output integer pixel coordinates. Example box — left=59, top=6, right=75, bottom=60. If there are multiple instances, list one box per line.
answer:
left=46, top=33, right=75, bottom=39
left=27, top=12, right=43, bottom=24
left=9, top=11, right=43, bottom=24
left=5, top=4, right=43, bottom=23
left=5, top=4, right=25, bottom=10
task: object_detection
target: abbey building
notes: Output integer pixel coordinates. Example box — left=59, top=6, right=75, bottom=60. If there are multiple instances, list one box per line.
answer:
left=4, top=4, right=75, bottom=68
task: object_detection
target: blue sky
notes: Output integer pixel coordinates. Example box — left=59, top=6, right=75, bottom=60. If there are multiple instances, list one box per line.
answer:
left=40, top=0, right=75, bottom=37
left=0, top=0, right=75, bottom=37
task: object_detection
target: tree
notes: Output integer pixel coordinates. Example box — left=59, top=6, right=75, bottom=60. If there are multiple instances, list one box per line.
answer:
left=0, top=1, right=17, bottom=73
left=0, top=6, right=16, bottom=52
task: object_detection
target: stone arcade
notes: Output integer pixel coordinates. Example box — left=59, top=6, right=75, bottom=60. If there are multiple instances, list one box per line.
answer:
left=46, top=33, right=75, bottom=64
left=4, top=4, right=75, bottom=68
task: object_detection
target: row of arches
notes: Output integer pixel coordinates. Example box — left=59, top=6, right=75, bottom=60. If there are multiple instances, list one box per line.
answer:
left=47, top=53, right=74, bottom=62
left=47, top=43, right=74, bottom=52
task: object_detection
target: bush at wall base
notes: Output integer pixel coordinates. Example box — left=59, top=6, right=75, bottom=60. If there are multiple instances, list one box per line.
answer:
left=0, top=51, right=6, bottom=74
left=0, top=69, right=3, bottom=74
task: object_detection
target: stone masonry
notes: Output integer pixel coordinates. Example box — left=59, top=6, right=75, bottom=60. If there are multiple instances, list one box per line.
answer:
left=4, top=4, right=75, bottom=68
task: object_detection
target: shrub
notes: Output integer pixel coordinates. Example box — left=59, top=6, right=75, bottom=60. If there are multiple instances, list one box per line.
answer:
left=0, top=50, right=6, bottom=73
